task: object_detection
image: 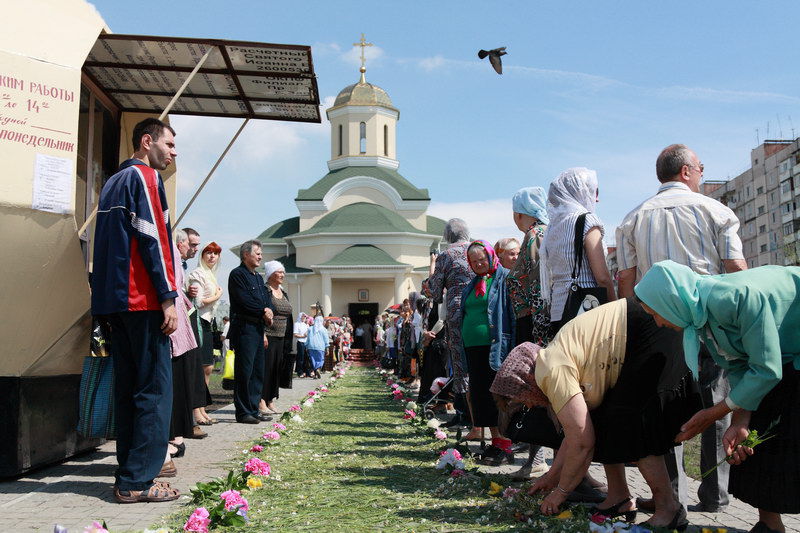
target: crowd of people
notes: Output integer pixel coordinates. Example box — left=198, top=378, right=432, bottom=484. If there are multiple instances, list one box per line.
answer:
left=90, top=118, right=797, bottom=533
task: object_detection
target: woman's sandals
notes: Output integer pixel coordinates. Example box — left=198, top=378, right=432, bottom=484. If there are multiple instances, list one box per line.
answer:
left=114, top=481, right=180, bottom=503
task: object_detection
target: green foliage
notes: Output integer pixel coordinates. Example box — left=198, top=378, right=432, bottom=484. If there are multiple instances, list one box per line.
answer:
left=189, top=470, right=249, bottom=504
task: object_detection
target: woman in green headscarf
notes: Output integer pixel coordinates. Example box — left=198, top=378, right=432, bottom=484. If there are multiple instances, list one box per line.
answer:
left=635, top=260, right=800, bottom=533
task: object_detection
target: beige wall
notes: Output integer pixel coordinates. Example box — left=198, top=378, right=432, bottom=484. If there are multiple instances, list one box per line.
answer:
left=0, top=0, right=105, bottom=376
left=330, top=187, right=394, bottom=211
left=330, top=279, right=395, bottom=317
left=328, top=107, right=397, bottom=160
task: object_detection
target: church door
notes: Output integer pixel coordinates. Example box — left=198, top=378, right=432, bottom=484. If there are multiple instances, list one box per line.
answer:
left=348, top=303, right=379, bottom=350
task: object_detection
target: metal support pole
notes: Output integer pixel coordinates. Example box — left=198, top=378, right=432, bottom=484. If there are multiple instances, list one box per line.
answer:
left=173, top=117, right=249, bottom=228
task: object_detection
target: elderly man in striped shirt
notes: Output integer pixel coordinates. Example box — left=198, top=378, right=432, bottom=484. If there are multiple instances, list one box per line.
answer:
left=616, top=143, right=747, bottom=515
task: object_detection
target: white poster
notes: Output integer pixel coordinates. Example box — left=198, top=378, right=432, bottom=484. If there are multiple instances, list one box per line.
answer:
left=32, top=153, right=73, bottom=214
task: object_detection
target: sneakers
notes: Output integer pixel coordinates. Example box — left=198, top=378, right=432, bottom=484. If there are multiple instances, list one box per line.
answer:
left=476, top=445, right=514, bottom=466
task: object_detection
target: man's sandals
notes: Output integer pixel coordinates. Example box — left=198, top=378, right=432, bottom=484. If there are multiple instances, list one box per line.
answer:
left=114, top=481, right=180, bottom=503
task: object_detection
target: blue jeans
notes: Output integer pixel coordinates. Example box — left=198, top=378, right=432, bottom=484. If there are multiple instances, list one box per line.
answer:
left=106, top=311, right=172, bottom=491
left=295, top=342, right=308, bottom=376
left=231, top=321, right=265, bottom=420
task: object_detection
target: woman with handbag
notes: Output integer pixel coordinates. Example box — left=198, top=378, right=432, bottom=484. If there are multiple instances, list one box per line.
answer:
left=459, top=240, right=516, bottom=465
left=540, top=167, right=616, bottom=333
left=490, top=297, right=700, bottom=530
left=260, top=260, right=293, bottom=414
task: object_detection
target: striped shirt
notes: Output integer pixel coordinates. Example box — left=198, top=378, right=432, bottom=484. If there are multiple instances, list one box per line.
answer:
left=615, top=182, right=744, bottom=280
left=544, top=212, right=605, bottom=321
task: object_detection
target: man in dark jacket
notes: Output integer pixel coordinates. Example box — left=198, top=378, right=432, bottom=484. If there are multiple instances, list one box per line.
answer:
left=91, top=117, right=179, bottom=503
left=228, top=239, right=273, bottom=424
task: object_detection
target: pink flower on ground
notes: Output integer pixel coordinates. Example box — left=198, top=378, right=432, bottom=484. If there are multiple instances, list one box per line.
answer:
left=289, top=405, right=302, bottom=412
left=391, top=383, right=400, bottom=390
left=320, top=386, right=329, bottom=392
left=434, top=429, right=447, bottom=440
left=250, top=444, right=264, bottom=452
left=439, top=448, right=463, bottom=460
left=386, top=379, right=394, bottom=386
left=83, top=522, right=109, bottom=533
left=307, top=390, right=318, bottom=397
left=403, top=409, right=417, bottom=419
left=243, top=457, right=271, bottom=476
left=450, top=469, right=466, bottom=478
left=220, top=489, right=250, bottom=512
left=273, top=423, right=286, bottom=430
left=262, top=431, right=281, bottom=441
left=183, top=507, right=210, bottom=532
left=502, top=487, right=520, bottom=498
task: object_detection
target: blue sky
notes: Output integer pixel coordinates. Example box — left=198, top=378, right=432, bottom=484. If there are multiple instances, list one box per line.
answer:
left=91, top=0, right=800, bottom=286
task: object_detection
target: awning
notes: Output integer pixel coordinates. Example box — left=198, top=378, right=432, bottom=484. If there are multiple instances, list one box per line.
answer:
left=82, top=34, right=320, bottom=123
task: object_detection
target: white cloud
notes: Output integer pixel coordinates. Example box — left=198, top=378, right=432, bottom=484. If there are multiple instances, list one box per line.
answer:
left=652, top=85, right=800, bottom=105
left=419, top=55, right=446, bottom=72
left=428, top=199, right=519, bottom=246
left=341, top=43, right=384, bottom=67
left=312, top=42, right=341, bottom=56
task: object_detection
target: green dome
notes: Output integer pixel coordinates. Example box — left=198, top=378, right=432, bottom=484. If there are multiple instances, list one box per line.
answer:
left=292, top=202, right=428, bottom=236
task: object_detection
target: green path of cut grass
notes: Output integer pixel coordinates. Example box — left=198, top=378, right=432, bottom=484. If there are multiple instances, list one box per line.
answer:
left=167, top=368, right=527, bottom=532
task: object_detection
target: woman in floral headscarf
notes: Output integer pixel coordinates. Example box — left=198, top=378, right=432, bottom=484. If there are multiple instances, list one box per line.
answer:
left=459, top=240, right=515, bottom=465
left=540, top=168, right=616, bottom=332
left=636, top=260, right=800, bottom=533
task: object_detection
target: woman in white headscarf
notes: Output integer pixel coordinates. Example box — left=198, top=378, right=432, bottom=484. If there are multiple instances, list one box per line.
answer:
left=306, top=315, right=330, bottom=379
left=260, top=260, right=293, bottom=414
left=540, top=168, right=616, bottom=333
left=187, top=241, right=223, bottom=425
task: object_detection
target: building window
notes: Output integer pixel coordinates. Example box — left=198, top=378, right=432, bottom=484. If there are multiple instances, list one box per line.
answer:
left=359, top=122, right=366, bottom=154
left=782, top=180, right=793, bottom=194
left=746, top=185, right=751, bottom=198
left=771, top=191, right=777, bottom=203
left=759, top=224, right=766, bottom=234
left=383, top=125, right=388, bottom=156
left=338, top=124, right=343, bottom=156
left=758, top=205, right=765, bottom=215
left=757, top=186, right=764, bottom=194
left=785, top=222, right=795, bottom=236
left=760, top=244, right=767, bottom=253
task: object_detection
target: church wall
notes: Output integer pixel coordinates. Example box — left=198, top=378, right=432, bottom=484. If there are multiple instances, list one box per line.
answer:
left=330, top=188, right=393, bottom=211
left=331, top=279, right=395, bottom=317
left=297, top=209, right=327, bottom=231
left=296, top=275, right=323, bottom=317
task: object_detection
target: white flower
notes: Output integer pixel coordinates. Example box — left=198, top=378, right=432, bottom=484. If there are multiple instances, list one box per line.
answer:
left=291, top=415, right=304, bottom=423
left=426, top=419, right=441, bottom=429
left=405, top=401, right=418, bottom=411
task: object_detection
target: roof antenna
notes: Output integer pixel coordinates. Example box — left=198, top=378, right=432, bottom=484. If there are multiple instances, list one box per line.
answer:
left=756, top=128, right=760, bottom=146
left=789, top=115, right=795, bottom=139
left=777, top=114, right=784, bottom=138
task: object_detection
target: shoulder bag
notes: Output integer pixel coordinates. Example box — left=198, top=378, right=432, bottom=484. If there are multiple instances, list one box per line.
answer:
left=561, top=213, right=608, bottom=321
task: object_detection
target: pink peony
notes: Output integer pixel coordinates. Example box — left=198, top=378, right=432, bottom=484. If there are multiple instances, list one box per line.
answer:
left=289, top=405, right=302, bottom=412
left=434, top=429, right=447, bottom=440
left=183, top=507, right=210, bottom=532
left=250, top=444, right=264, bottom=452
left=83, top=522, right=109, bottom=533
left=403, top=409, right=417, bottom=419
left=391, top=383, right=400, bottom=390
left=450, top=469, right=466, bottom=478
left=386, top=379, right=394, bottom=386
left=502, top=487, right=520, bottom=498
left=273, top=422, right=286, bottom=430
left=262, top=431, right=281, bottom=441
left=220, top=489, right=249, bottom=512
left=243, top=457, right=271, bottom=476
left=320, top=386, right=329, bottom=392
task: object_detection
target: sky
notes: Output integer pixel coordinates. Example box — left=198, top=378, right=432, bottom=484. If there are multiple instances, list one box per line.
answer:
left=91, top=0, right=800, bottom=289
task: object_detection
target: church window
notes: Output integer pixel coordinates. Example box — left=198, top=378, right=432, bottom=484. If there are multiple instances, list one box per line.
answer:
left=383, top=125, right=388, bottom=156
left=360, top=122, right=366, bottom=153
left=338, top=124, right=343, bottom=156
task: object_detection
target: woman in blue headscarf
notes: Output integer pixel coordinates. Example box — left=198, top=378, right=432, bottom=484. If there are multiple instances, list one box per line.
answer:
left=635, top=260, right=800, bottom=533
left=306, top=315, right=329, bottom=379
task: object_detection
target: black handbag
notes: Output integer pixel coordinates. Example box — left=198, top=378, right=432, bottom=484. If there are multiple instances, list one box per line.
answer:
left=561, top=212, right=608, bottom=321
left=504, top=406, right=563, bottom=449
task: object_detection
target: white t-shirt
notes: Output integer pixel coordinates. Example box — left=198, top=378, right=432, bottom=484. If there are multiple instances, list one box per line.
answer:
left=221, top=321, right=230, bottom=352
left=294, top=321, right=309, bottom=344
left=385, top=326, right=397, bottom=347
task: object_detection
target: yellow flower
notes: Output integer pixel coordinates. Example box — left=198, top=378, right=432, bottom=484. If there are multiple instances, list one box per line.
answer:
left=247, top=477, right=263, bottom=489
left=555, top=510, right=573, bottom=519
left=487, top=481, right=503, bottom=495
left=702, top=529, right=713, bottom=533
left=717, top=530, right=728, bottom=533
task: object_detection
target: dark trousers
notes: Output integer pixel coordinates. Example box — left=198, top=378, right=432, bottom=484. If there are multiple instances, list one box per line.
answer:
left=231, top=321, right=265, bottom=420
left=295, top=342, right=309, bottom=376
left=106, top=311, right=172, bottom=491
left=262, top=336, right=283, bottom=403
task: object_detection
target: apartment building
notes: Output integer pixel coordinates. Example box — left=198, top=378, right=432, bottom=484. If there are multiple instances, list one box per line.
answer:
left=703, top=139, right=800, bottom=268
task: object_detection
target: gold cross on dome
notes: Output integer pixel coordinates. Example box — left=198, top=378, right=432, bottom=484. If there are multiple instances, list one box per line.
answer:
left=353, top=33, right=373, bottom=81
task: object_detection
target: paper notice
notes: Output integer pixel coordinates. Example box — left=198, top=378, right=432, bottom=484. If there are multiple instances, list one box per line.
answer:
left=32, top=153, right=73, bottom=214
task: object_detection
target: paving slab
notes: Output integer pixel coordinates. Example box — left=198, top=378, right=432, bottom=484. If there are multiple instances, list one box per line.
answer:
left=0, top=373, right=329, bottom=533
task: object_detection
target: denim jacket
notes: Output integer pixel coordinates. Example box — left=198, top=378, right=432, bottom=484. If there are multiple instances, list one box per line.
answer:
left=459, top=265, right=516, bottom=372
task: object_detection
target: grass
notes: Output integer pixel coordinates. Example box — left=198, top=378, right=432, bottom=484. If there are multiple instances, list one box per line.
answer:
left=161, top=368, right=583, bottom=532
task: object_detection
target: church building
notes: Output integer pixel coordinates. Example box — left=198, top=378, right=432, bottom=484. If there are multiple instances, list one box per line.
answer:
left=246, top=53, right=445, bottom=325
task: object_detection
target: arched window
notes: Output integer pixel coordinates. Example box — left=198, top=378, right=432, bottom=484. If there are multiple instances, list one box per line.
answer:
left=338, top=124, right=342, bottom=156
left=359, top=122, right=366, bottom=154
left=383, top=125, right=388, bottom=156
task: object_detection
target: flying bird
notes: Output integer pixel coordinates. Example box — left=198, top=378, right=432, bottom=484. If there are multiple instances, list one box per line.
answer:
left=478, top=47, right=507, bottom=75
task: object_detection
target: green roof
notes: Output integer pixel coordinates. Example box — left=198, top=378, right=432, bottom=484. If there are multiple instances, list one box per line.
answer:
left=318, top=245, right=408, bottom=267
left=255, top=216, right=299, bottom=243
left=295, top=166, right=429, bottom=201
left=292, top=202, right=430, bottom=236
left=255, top=254, right=312, bottom=274
left=426, top=215, right=446, bottom=238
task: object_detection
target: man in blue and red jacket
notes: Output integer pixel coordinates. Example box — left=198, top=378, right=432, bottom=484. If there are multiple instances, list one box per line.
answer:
left=91, top=117, right=180, bottom=503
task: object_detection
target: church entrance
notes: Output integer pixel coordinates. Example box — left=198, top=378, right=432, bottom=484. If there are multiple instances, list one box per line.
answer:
left=348, top=303, right=379, bottom=350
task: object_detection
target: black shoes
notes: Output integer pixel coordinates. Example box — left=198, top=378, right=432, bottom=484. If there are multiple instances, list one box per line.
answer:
left=237, top=414, right=260, bottom=424
left=588, top=497, right=637, bottom=522
left=749, top=521, right=783, bottom=533
left=169, top=442, right=186, bottom=458
left=476, top=445, right=514, bottom=466
left=256, top=413, right=273, bottom=422
left=641, top=505, right=688, bottom=533
left=688, top=502, right=727, bottom=513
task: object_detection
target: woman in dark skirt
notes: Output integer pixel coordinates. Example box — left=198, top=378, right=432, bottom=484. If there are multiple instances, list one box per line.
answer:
left=636, top=260, right=800, bottom=533
left=260, top=260, right=293, bottom=414
left=491, top=297, right=699, bottom=530
left=459, top=240, right=515, bottom=465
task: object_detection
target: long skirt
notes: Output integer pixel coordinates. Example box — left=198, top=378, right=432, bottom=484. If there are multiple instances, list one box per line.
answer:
left=729, top=363, right=800, bottom=513
left=465, top=345, right=498, bottom=428
left=169, top=353, right=194, bottom=439
left=308, top=349, right=325, bottom=370
left=189, top=316, right=210, bottom=408
left=262, top=336, right=283, bottom=403
left=590, top=298, right=701, bottom=463
left=199, top=318, right=214, bottom=366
